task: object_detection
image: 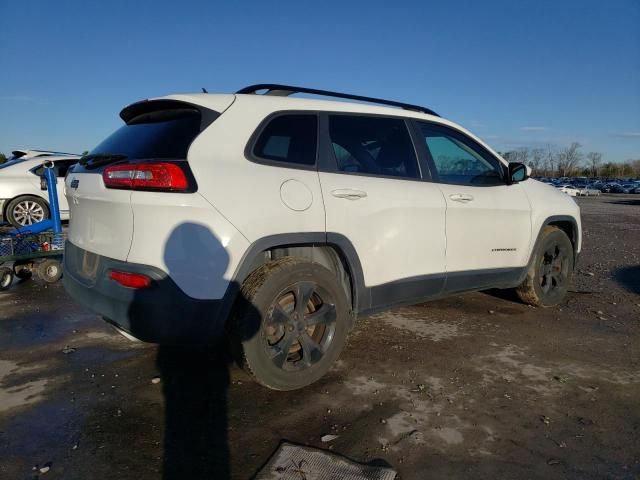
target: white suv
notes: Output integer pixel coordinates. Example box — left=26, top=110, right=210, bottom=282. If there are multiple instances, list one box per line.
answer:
left=1, top=150, right=80, bottom=227
left=63, top=85, right=582, bottom=390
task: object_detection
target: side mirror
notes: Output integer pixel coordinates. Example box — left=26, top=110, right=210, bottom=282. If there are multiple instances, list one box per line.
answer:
left=508, top=162, right=528, bottom=183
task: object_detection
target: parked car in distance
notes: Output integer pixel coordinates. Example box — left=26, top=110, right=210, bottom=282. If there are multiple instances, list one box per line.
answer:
left=0, top=151, right=80, bottom=227
left=556, top=184, right=581, bottom=196
left=63, top=84, right=582, bottom=390
left=605, top=184, right=626, bottom=194
left=580, top=186, right=601, bottom=196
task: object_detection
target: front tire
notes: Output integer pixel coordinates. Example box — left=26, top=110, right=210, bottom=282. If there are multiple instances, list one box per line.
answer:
left=230, top=257, right=351, bottom=391
left=516, top=226, right=574, bottom=307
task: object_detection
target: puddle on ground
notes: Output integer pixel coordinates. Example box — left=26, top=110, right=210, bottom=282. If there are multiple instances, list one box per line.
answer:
left=0, top=359, right=48, bottom=413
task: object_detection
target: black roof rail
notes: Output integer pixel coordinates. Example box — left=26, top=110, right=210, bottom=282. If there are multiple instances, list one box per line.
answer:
left=236, top=84, right=439, bottom=117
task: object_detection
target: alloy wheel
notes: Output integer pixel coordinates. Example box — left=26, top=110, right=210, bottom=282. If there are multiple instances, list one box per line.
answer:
left=13, top=200, right=45, bottom=226
left=264, top=281, right=337, bottom=372
left=539, top=243, right=570, bottom=293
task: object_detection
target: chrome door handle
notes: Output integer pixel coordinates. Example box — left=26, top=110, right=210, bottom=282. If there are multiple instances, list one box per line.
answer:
left=331, top=189, right=368, bottom=200
left=449, top=193, right=474, bottom=203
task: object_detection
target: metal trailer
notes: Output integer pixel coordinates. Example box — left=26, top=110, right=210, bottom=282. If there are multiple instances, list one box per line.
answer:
left=0, top=161, right=65, bottom=290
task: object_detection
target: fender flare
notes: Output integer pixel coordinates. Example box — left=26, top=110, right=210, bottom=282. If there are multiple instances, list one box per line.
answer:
left=220, top=232, right=368, bottom=321
left=523, top=215, right=580, bottom=280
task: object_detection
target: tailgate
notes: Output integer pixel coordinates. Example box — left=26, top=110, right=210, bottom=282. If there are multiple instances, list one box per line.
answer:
left=65, top=172, right=133, bottom=261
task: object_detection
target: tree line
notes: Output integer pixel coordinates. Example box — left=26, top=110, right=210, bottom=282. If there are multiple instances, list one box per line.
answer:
left=500, top=143, right=640, bottom=178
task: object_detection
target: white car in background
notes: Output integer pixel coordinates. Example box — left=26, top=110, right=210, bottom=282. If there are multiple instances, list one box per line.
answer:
left=556, top=184, right=580, bottom=197
left=581, top=186, right=601, bottom=196
left=0, top=150, right=80, bottom=227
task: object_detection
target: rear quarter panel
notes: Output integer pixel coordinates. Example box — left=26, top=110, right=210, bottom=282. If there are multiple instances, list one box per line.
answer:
left=185, top=96, right=327, bottom=242
left=127, top=191, right=250, bottom=300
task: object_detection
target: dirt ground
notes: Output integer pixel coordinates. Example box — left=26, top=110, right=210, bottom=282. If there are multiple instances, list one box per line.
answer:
left=1, top=195, right=639, bottom=480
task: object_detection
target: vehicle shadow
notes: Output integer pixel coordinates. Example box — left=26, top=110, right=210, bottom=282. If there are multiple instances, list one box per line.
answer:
left=129, top=222, right=260, bottom=479
left=481, top=287, right=523, bottom=304
left=613, top=265, right=640, bottom=294
left=606, top=199, right=640, bottom=206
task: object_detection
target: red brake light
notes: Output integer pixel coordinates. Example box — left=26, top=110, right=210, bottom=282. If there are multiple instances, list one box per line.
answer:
left=103, top=163, right=189, bottom=191
left=108, top=270, right=152, bottom=289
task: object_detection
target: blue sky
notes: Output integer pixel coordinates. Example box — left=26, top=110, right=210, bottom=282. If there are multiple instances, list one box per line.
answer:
left=1, top=0, right=638, bottom=161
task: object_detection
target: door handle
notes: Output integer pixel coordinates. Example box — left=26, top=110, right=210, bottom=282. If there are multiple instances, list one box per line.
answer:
left=331, top=189, right=368, bottom=200
left=449, top=193, right=474, bottom=203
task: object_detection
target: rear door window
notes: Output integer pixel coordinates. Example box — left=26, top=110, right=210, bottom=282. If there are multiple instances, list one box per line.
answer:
left=328, top=115, right=420, bottom=179
left=252, top=114, right=318, bottom=166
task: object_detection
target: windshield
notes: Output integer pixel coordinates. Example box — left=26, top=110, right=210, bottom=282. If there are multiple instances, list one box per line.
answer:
left=90, top=110, right=202, bottom=160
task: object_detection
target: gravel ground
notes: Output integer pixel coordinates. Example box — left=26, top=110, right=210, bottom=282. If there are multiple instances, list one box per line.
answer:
left=0, top=194, right=639, bottom=479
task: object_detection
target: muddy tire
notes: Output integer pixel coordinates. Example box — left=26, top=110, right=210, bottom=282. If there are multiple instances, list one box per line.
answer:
left=516, top=226, right=574, bottom=307
left=37, top=259, right=63, bottom=283
left=5, top=196, right=49, bottom=228
left=230, top=257, right=351, bottom=391
left=0, top=267, right=14, bottom=291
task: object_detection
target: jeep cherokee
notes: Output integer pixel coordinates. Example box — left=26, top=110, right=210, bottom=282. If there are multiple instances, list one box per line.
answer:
left=63, top=84, right=582, bottom=390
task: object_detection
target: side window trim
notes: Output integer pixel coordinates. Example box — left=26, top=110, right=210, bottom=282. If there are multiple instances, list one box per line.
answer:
left=412, top=120, right=507, bottom=187
left=407, top=119, right=436, bottom=182
left=245, top=110, right=319, bottom=171
left=319, top=111, right=426, bottom=182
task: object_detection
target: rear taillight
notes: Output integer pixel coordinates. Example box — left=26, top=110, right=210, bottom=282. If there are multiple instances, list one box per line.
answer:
left=108, top=270, right=152, bottom=289
left=103, top=162, right=189, bottom=191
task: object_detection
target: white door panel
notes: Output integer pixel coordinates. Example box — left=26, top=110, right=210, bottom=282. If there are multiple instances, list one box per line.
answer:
left=320, top=172, right=446, bottom=286
left=439, top=183, right=531, bottom=272
left=56, top=177, right=70, bottom=213
left=415, top=120, right=532, bottom=273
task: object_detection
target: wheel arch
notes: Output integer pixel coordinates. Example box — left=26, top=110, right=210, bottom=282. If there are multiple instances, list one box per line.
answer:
left=528, top=215, right=580, bottom=268
left=224, top=233, right=367, bottom=323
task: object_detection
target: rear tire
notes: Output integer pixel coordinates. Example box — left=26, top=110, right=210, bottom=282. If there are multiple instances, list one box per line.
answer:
left=0, top=267, right=14, bottom=291
left=37, top=259, right=63, bottom=283
left=6, top=196, right=50, bottom=228
left=230, top=257, right=351, bottom=391
left=516, top=226, right=574, bottom=307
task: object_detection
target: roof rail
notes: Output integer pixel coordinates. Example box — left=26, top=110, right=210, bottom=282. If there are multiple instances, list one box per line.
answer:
left=236, top=84, right=439, bottom=117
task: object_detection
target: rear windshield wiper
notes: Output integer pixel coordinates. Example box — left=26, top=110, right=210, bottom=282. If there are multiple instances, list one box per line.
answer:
left=79, top=153, right=128, bottom=169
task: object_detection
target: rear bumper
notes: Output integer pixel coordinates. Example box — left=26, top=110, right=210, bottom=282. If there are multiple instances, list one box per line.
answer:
left=62, top=241, right=227, bottom=345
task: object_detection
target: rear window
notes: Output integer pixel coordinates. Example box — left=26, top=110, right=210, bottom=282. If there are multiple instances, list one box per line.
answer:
left=90, top=108, right=202, bottom=160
